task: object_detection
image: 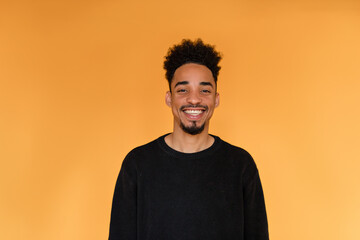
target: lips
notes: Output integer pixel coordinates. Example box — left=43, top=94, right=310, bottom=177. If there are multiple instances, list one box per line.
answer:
left=181, top=105, right=208, bottom=120
left=184, top=109, right=204, bottom=116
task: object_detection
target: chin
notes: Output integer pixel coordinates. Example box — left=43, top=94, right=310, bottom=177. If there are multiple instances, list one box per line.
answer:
left=180, top=122, right=205, bottom=135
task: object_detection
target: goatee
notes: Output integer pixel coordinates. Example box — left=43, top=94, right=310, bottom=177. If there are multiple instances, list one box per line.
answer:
left=180, top=121, right=205, bottom=135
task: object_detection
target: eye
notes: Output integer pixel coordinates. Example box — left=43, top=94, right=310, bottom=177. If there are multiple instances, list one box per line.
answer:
left=201, top=89, right=211, bottom=93
left=177, top=89, right=187, bottom=93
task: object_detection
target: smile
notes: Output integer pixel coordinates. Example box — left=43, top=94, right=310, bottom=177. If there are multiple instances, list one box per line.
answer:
left=183, top=109, right=204, bottom=116
left=180, top=105, right=208, bottom=120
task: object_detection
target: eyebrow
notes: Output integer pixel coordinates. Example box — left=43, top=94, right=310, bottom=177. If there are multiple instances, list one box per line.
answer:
left=174, top=81, right=214, bottom=88
left=200, top=82, right=214, bottom=88
left=174, top=81, right=189, bottom=88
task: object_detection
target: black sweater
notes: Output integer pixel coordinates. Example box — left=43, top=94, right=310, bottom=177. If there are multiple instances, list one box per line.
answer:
left=109, top=134, right=269, bottom=240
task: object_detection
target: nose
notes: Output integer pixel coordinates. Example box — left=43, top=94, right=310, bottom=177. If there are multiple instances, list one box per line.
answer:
left=186, top=91, right=202, bottom=105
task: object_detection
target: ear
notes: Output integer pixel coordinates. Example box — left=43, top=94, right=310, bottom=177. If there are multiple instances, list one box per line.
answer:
left=215, top=92, right=220, bottom=108
left=165, top=91, right=172, bottom=107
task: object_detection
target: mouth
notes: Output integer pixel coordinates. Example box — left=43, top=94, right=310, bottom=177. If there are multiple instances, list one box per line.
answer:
left=183, top=109, right=204, bottom=116
left=180, top=105, right=208, bottom=120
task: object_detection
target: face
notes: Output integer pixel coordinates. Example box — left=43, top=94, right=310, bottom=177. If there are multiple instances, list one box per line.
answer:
left=166, top=63, right=219, bottom=135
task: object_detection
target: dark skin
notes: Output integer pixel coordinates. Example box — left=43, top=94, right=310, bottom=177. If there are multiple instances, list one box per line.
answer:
left=164, top=63, right=220, bottom=153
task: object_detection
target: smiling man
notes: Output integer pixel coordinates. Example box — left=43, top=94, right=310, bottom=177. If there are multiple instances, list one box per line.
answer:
left=109, top=39, right=269, bottom=240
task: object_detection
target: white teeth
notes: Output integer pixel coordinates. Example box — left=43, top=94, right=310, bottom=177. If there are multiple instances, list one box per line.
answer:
left=184, top=110, right=203, bottom=115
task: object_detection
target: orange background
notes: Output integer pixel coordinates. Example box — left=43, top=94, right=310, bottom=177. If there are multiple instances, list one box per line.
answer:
left=1, top=0, right=360, bottom=239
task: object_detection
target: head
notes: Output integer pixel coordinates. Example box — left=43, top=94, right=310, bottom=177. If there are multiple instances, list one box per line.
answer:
left=163, top=39, right=222, bottom=92
left=163, top=39, right=222, bottom=135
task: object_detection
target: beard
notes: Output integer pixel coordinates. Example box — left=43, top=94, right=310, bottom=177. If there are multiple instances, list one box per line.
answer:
left=179, top=104, right=208, bottom=135
left=180, top=121, right=205, bottom=135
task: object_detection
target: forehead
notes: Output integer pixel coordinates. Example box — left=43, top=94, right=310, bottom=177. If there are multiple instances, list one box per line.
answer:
left=171, top=63, right=215, bottom=88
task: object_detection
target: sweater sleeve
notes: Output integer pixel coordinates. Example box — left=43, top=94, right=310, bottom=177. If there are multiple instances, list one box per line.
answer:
left=243, top=160, right=269, bottom=240
left=109, top=152, right=137, bottom=240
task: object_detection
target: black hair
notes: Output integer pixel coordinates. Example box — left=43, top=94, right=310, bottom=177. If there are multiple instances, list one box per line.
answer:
left=163, top=39, right=222, bottom=90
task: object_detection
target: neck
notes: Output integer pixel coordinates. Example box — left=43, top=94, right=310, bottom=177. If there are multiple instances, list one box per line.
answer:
left=164, top=125, right=214, bottom=153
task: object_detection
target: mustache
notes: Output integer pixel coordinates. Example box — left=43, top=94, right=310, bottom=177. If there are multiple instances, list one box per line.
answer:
left=180, top=105, right=208, bottom=111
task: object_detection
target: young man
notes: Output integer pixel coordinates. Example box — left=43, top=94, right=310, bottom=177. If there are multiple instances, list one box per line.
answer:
left=109, top=39, right=269, bottom=240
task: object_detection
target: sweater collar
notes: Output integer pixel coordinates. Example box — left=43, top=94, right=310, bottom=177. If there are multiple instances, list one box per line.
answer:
left=157, top=133, right=222, bottom=159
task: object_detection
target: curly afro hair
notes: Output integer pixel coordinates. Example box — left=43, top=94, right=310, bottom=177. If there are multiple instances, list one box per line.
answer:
left=163, top=39, right=222, bottom=90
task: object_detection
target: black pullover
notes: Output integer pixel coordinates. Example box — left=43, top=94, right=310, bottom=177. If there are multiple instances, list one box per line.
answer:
left=109, top=134, right=269, bottom=240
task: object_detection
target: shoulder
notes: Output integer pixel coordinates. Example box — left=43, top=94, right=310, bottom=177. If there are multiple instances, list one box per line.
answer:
left=126, top=134, right=165, bottom=157
left=122, top=134, right=166, bottom=166
left=216, top=137, right=259, bottom=177
left=218, top=138, right=255, bottom=164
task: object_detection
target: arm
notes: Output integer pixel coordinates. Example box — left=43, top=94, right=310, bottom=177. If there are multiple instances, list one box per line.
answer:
left=243, top=162, right=269, bottom=240
left=109, top=154, right=137, bottom=240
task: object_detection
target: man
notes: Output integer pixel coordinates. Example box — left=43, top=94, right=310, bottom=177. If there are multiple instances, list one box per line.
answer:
left=109, top=39, right=269, bottom=240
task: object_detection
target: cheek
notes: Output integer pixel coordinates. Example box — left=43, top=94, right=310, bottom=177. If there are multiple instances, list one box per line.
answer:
left=172, top=97, right=185, bottom=107
left=171, top=105, right=180, bottom=116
